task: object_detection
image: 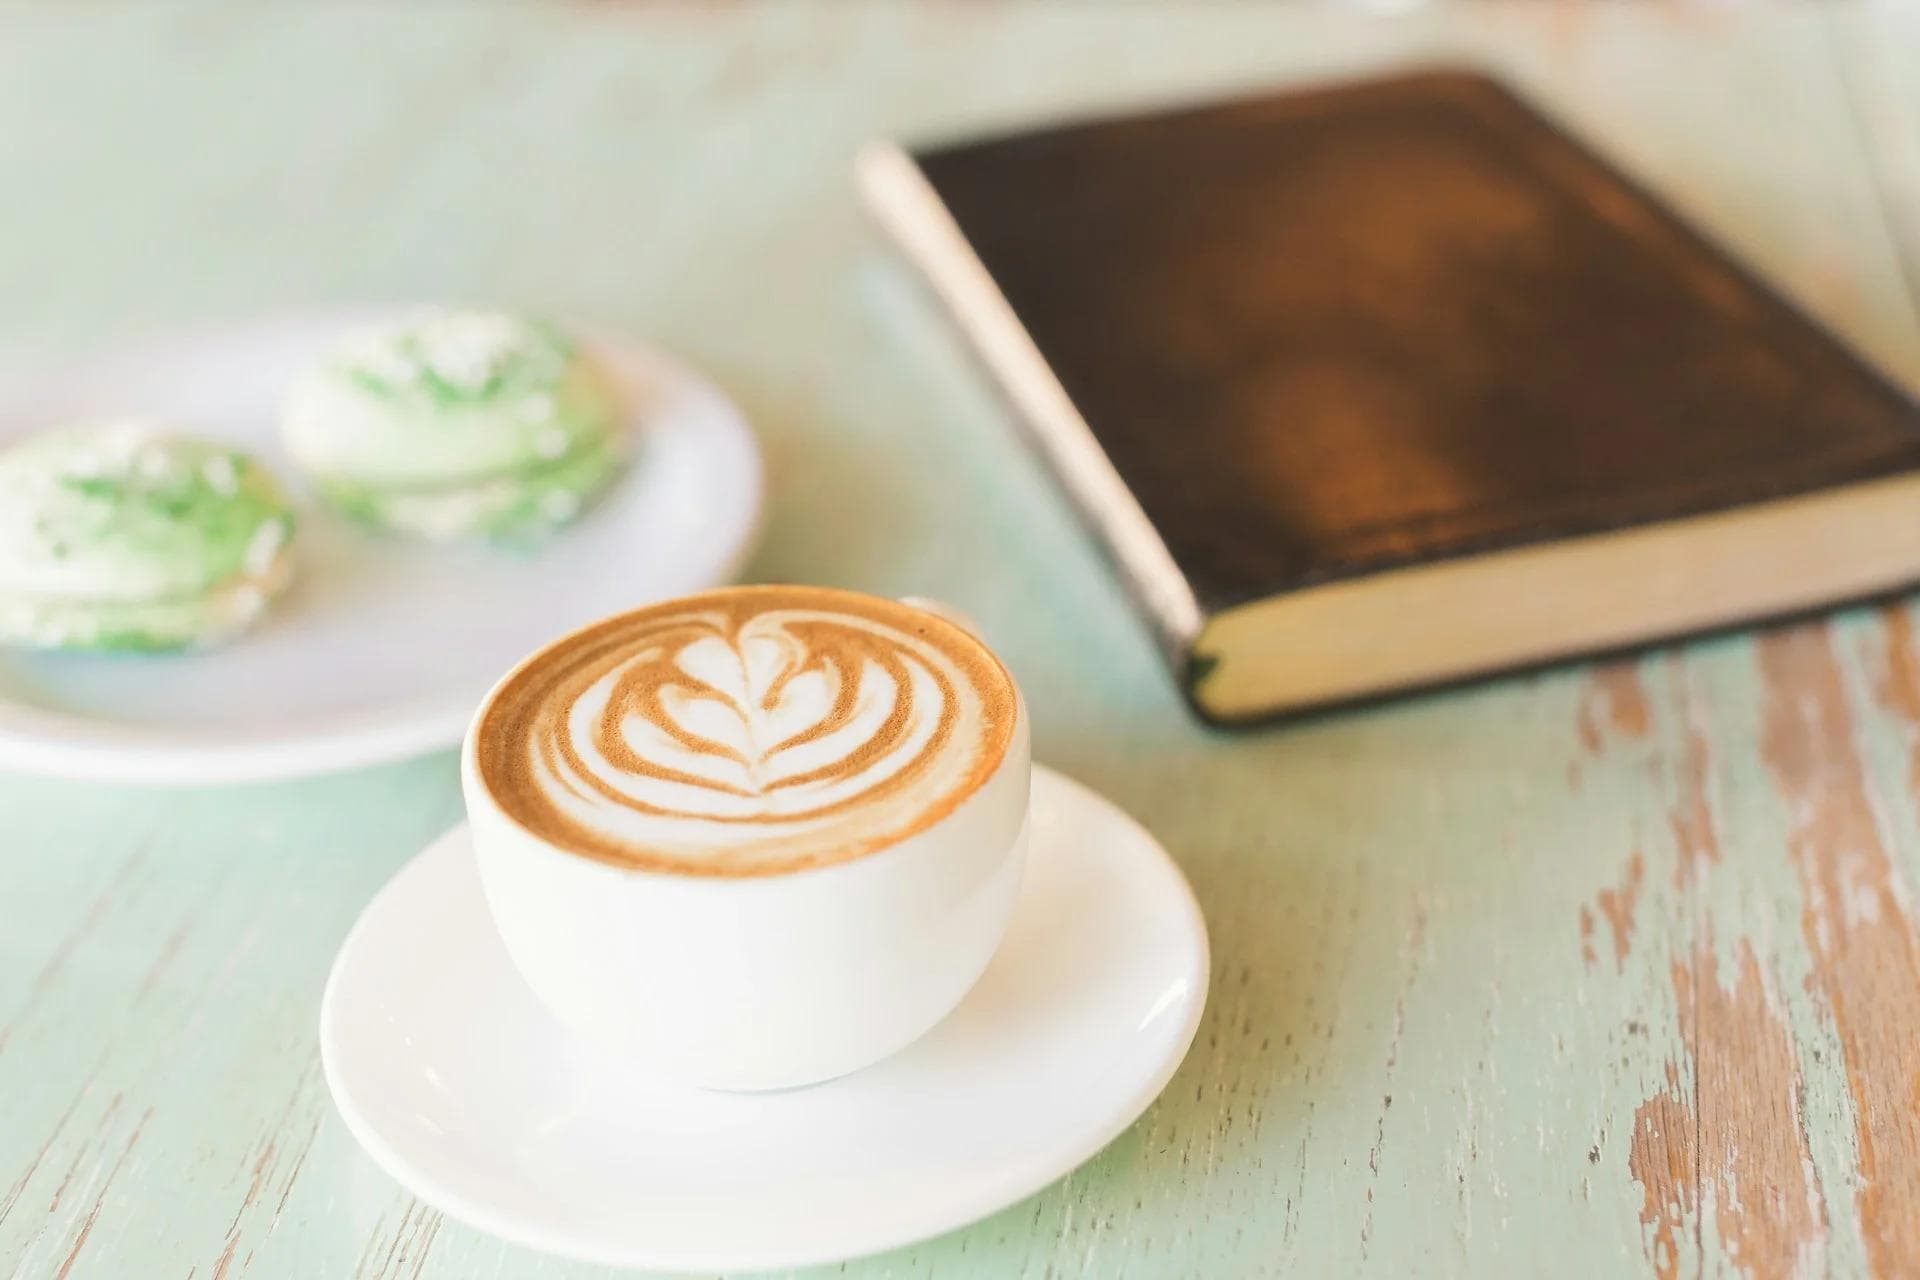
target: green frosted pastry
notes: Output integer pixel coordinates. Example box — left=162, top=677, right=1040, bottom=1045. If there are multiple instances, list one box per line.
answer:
left=0, top=422, right=297, bottom=651
left=283, top=310, right=628, bottom=543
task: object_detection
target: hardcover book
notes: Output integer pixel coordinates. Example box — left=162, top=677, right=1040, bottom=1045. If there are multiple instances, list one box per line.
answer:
left=859, top=69, right=1920, bottom=724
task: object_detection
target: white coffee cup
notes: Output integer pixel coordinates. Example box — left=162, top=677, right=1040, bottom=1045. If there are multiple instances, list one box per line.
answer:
left=461, top=591, right=1031, bottom=1091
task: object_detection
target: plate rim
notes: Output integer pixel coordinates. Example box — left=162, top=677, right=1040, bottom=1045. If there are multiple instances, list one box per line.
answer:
left=0, top=308, right=764, bottom=785
left=319, top=764, right=1211, bottom=1272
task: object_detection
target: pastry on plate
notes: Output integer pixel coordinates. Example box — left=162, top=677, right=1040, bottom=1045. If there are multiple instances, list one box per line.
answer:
left=283, top=309, right=628, bottom=543
left=0, top=421, right=296, bottom=651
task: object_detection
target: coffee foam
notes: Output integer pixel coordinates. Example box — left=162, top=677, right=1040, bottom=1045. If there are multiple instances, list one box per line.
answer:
left=475, top=586, right=1019, bottom=876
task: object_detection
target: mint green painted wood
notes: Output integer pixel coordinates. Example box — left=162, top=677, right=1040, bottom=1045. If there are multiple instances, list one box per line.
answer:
left=3, top=4, right=1920, bottom=1277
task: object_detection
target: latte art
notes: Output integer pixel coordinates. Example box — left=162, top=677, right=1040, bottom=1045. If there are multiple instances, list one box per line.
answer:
left=476, top=587, right=1019, bottom=875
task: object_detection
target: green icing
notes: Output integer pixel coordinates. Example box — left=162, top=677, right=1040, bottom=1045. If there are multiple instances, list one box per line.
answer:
left=85, top=631, right=183, bottom=654
left=338, top=312, right=578, bottom=409
left=315, top=429, right=625, bottom=546
left=5, top=582, right=280, bottom=652
left=482, top=432, right=626, bottom=546
left=51, top=456, right=283, bottom=556
left=0, top=424, right=297, bottom=651
left=286, top=310, right=623, bottom=493
left=13, top=444, right=290, bottom=588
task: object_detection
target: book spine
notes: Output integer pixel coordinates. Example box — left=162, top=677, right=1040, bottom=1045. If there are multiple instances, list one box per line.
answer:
left=855, top=142, right=1207, bottom=675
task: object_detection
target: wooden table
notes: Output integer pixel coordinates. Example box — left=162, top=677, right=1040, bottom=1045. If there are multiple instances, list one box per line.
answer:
left=3, top=4, right=1918, bottom=1276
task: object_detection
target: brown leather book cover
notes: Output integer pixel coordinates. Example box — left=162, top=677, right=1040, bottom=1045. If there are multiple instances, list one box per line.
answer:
left=859, top=69, right=1920, bottom=723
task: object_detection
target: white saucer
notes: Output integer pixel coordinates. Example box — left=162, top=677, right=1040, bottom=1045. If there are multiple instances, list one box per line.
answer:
left=0, top=309, right=762, bottom=784
left=320, top=765, right=1209, bottom=1272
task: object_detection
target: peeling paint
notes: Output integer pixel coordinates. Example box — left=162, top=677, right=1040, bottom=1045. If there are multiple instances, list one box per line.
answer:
left=1665, top=657, right=1721, bottom=886
left=1594, top=849, right=1645, bottom=970
left=1631, top=941, right=1826, bottom=1280
left=1759, top=623, right=1920, bottom=1277
left=1579, top=664, right=1654, bottom=753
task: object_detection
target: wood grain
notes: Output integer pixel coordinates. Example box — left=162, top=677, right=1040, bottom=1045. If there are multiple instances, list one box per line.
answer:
left=1760, top=624, right=1920, bottom=1277
left=2, top=4, right=1919, bottom=1278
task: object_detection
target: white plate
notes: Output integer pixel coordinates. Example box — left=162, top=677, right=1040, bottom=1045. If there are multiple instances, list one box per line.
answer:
left=0, top=310, right=763, bottom=783
left=320, top=765, right=1210, bottom=1272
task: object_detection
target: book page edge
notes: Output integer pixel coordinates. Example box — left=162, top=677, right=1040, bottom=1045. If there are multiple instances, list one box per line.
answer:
left=1193, top=469, right=1920, bottom=721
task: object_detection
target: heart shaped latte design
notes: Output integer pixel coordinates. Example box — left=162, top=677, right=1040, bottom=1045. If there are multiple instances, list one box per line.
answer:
left=476, top=589, right=1018, bottom=875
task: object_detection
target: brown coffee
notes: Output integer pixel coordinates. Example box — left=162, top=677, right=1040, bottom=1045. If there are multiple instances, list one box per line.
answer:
left=473, top=585, right=1019, bottom=876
